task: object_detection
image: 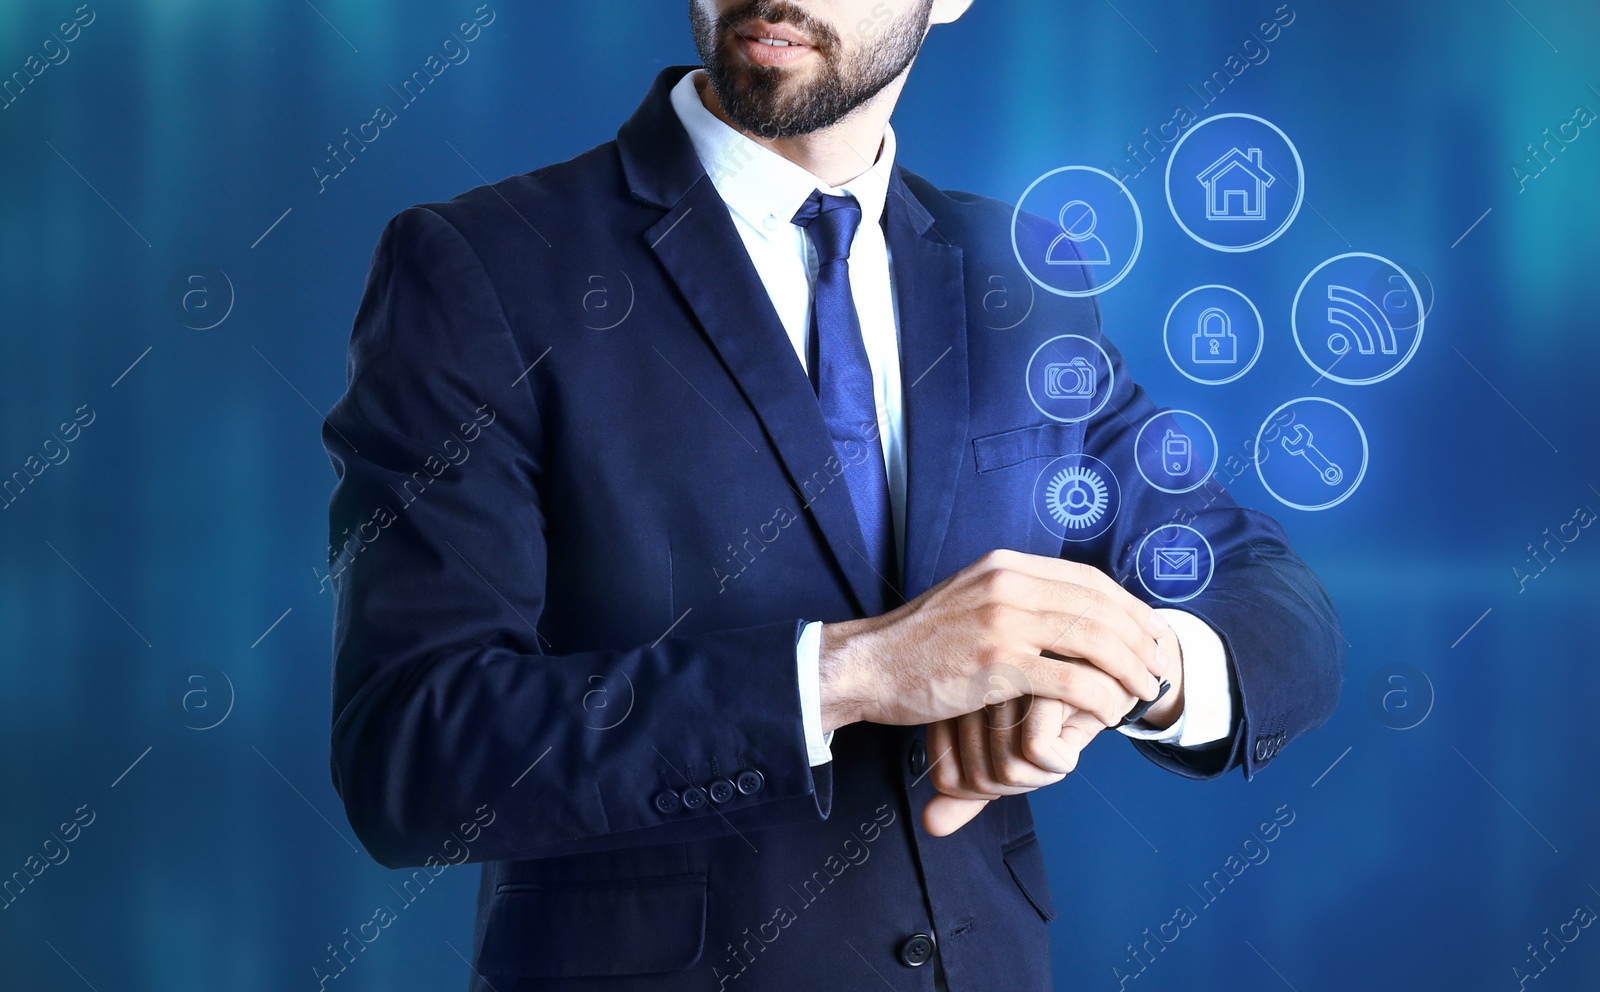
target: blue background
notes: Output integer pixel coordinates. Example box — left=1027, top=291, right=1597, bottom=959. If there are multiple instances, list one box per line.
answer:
left=2, top=1, right=1598, bottom=989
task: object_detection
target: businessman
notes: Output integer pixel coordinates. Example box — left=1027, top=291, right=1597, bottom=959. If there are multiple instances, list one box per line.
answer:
left=322, top=1, right=1342, bottom=989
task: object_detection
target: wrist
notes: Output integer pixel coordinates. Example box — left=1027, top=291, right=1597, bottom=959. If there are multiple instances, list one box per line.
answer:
left=819, top=618, right=876, bottom=732
left=1137, top=629, right=1186, bottom=730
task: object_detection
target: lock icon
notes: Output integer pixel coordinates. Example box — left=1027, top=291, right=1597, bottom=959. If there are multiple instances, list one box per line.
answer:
left=1193, top=308, right=1237, bottom=364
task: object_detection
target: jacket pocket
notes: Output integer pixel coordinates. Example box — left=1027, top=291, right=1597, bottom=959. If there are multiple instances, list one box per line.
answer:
left=1001, top=832, right=1057, bottom=922
left=972, top=422, right=1084, bottom=474
left=477, top=873, right=707, bottom=978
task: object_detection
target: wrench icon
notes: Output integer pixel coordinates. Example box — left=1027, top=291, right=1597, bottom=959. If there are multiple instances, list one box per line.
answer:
left=1280, top=424, right=1343, bottom=486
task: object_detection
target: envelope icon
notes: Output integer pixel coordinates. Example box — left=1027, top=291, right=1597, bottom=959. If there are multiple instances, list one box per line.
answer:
left=1153, top=546, right=1199, bottom=581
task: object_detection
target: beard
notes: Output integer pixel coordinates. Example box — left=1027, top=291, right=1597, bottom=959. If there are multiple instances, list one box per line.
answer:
left=690, top=0, right=935, bottom=139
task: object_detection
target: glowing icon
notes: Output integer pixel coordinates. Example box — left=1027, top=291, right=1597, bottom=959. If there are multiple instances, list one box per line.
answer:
left=1135, top=411, right=1216, bottom=494
left=1280, top=424, right=1343, bottom=486
left=1026, top=335, right=1114, bottom=423
left=1161, top=430, right=1191, bottom=475
left=1136, top=524, right=1215, bottom=601
left=1014, top=165, right=1143, bottom=296
left=1255, top=397, right=1368, bottom=511
left=1165, top=286, right=1262, bottom=383
left=1152, top=547, right=1200, bottom=581
left=1044, top=464, right=1110, bottom=531
left=1326, top=285, right=1399, bottom=356
left=1192, top=308, right=1237, bottom=364
left=1043, top=356, right=1097, bottom=400
left=1196, top=147, right=1274, bottom=221
left=1293, top=254, right=1423, bottom=385
left=1046, top=200, right=1111, bottom=266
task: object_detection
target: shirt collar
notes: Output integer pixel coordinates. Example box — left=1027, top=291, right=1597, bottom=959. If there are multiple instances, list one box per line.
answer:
left=669, top=68, right=897, bottom=236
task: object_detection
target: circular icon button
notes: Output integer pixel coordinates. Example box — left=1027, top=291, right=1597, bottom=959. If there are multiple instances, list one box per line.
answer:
left=1011, top=166, right=1143, bottom=297
left=1165, top=113, right=1304, bottom=253
left=1254, top=397, right=1369, bottom=511
left=1135, top=525, right=1215, bottom=603
left=1134, top=410, right=1217, bottom=494
left=1293, top=253, right=1426, bottom=385
left=1033, top=453, right=1120, bottom=542
left=1025, top=334, right=1114, bottom=424
left=1163, top=284, right=1264, bottom=384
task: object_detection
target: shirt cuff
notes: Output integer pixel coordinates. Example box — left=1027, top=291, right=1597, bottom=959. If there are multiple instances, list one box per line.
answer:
left=797, top=620, right=833, bottom=766
left=1116, top=608, right=1233, bottom=748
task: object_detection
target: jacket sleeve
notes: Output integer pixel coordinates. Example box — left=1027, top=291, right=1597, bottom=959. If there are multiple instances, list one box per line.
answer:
left=1078, top=307, right=1344, bottom=782
left=322, top=205, right=830, bottom=870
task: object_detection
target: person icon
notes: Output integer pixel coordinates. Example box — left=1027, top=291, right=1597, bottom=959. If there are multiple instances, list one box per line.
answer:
left=1046, top=199, right=1111, bottom=266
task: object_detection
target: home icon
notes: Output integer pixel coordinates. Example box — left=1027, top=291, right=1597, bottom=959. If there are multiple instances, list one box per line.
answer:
left=1196, top=147, right=1274, bottom=221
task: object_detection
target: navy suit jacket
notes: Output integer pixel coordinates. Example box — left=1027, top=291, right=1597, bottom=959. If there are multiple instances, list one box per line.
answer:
left=323, top=66, right=1342, bottom=991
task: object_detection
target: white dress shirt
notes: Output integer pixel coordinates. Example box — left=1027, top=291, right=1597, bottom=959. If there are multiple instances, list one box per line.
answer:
left=668, top=70, right=1233, bottom=769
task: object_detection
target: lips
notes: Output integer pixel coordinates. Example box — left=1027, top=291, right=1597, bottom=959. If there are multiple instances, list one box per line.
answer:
left=734, top=19, right=811, bottom=47
left=732, top=18, right=816, bottom=65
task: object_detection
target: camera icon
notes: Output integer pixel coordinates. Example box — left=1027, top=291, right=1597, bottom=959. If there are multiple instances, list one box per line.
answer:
left=1044, top=357, right=1097, bottom=400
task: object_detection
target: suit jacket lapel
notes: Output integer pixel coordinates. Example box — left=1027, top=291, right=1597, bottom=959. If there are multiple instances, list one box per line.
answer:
left=621, top=67, right=887, bottom=616
left=886, top=173, right=970, bottom=601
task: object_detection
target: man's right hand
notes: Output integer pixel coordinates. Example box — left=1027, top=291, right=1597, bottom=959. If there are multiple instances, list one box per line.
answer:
left=818, top=549, right=1173, bottom=732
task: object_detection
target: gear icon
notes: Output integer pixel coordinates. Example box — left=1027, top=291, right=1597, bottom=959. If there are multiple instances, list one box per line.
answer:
left=1045, top=465, right=1109, bottom=529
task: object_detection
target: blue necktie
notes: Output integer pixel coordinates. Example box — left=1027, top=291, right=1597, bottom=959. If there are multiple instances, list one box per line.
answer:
left=792, top=190, right=896, bottom=591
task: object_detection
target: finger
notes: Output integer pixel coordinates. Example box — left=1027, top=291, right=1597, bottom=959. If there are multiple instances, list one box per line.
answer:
left=995, top=572, right=1166, bottom=700
left=923, top=794, right=991, bottom=837
left=1017, top=695, right=1077, bottom=774
left=1055, top=710, right=1106, bottom=772
left=985, top=699, right=1066, bottom=790
left=956, top=710, right=1013, bottom=797
left=1031, top=577, right=1167, bottom=693
left=1062, top=707, right=1107, bottom=735
left=984, top=696, right=1028, bottom=762
left=983, top=699, right=1018, bottom=778
left=924, top=719, right=967, bottom=796
left=1013, top=654, right=1140, bottom=729
left=930, top=715, right=1000, bottom=800
left=984, top=551, right=1170, bottom=643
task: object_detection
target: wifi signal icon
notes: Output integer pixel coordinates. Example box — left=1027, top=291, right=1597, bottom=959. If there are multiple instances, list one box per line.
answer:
left=1292, top=252, right=1426, bottom=386
left=1325, top=285, right=1398, bottom=357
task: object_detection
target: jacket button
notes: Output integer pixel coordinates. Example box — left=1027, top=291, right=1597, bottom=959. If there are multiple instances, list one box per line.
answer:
left=909, top=739, right=928, bottom=777
left=681, top=785, right=708, bottom=810
left=653, top=790, right=681, bottom=814
left=898, top=932, right=935, bottom=967
left=1254, top=737, right=1272, bottom=762
left=708, top=778, right=736, bottom=804
left=735, top=769, right=764, bottom=796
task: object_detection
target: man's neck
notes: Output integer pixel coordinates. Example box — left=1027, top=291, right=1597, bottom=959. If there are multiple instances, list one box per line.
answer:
left=693, top=70, right=901, bottom=187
